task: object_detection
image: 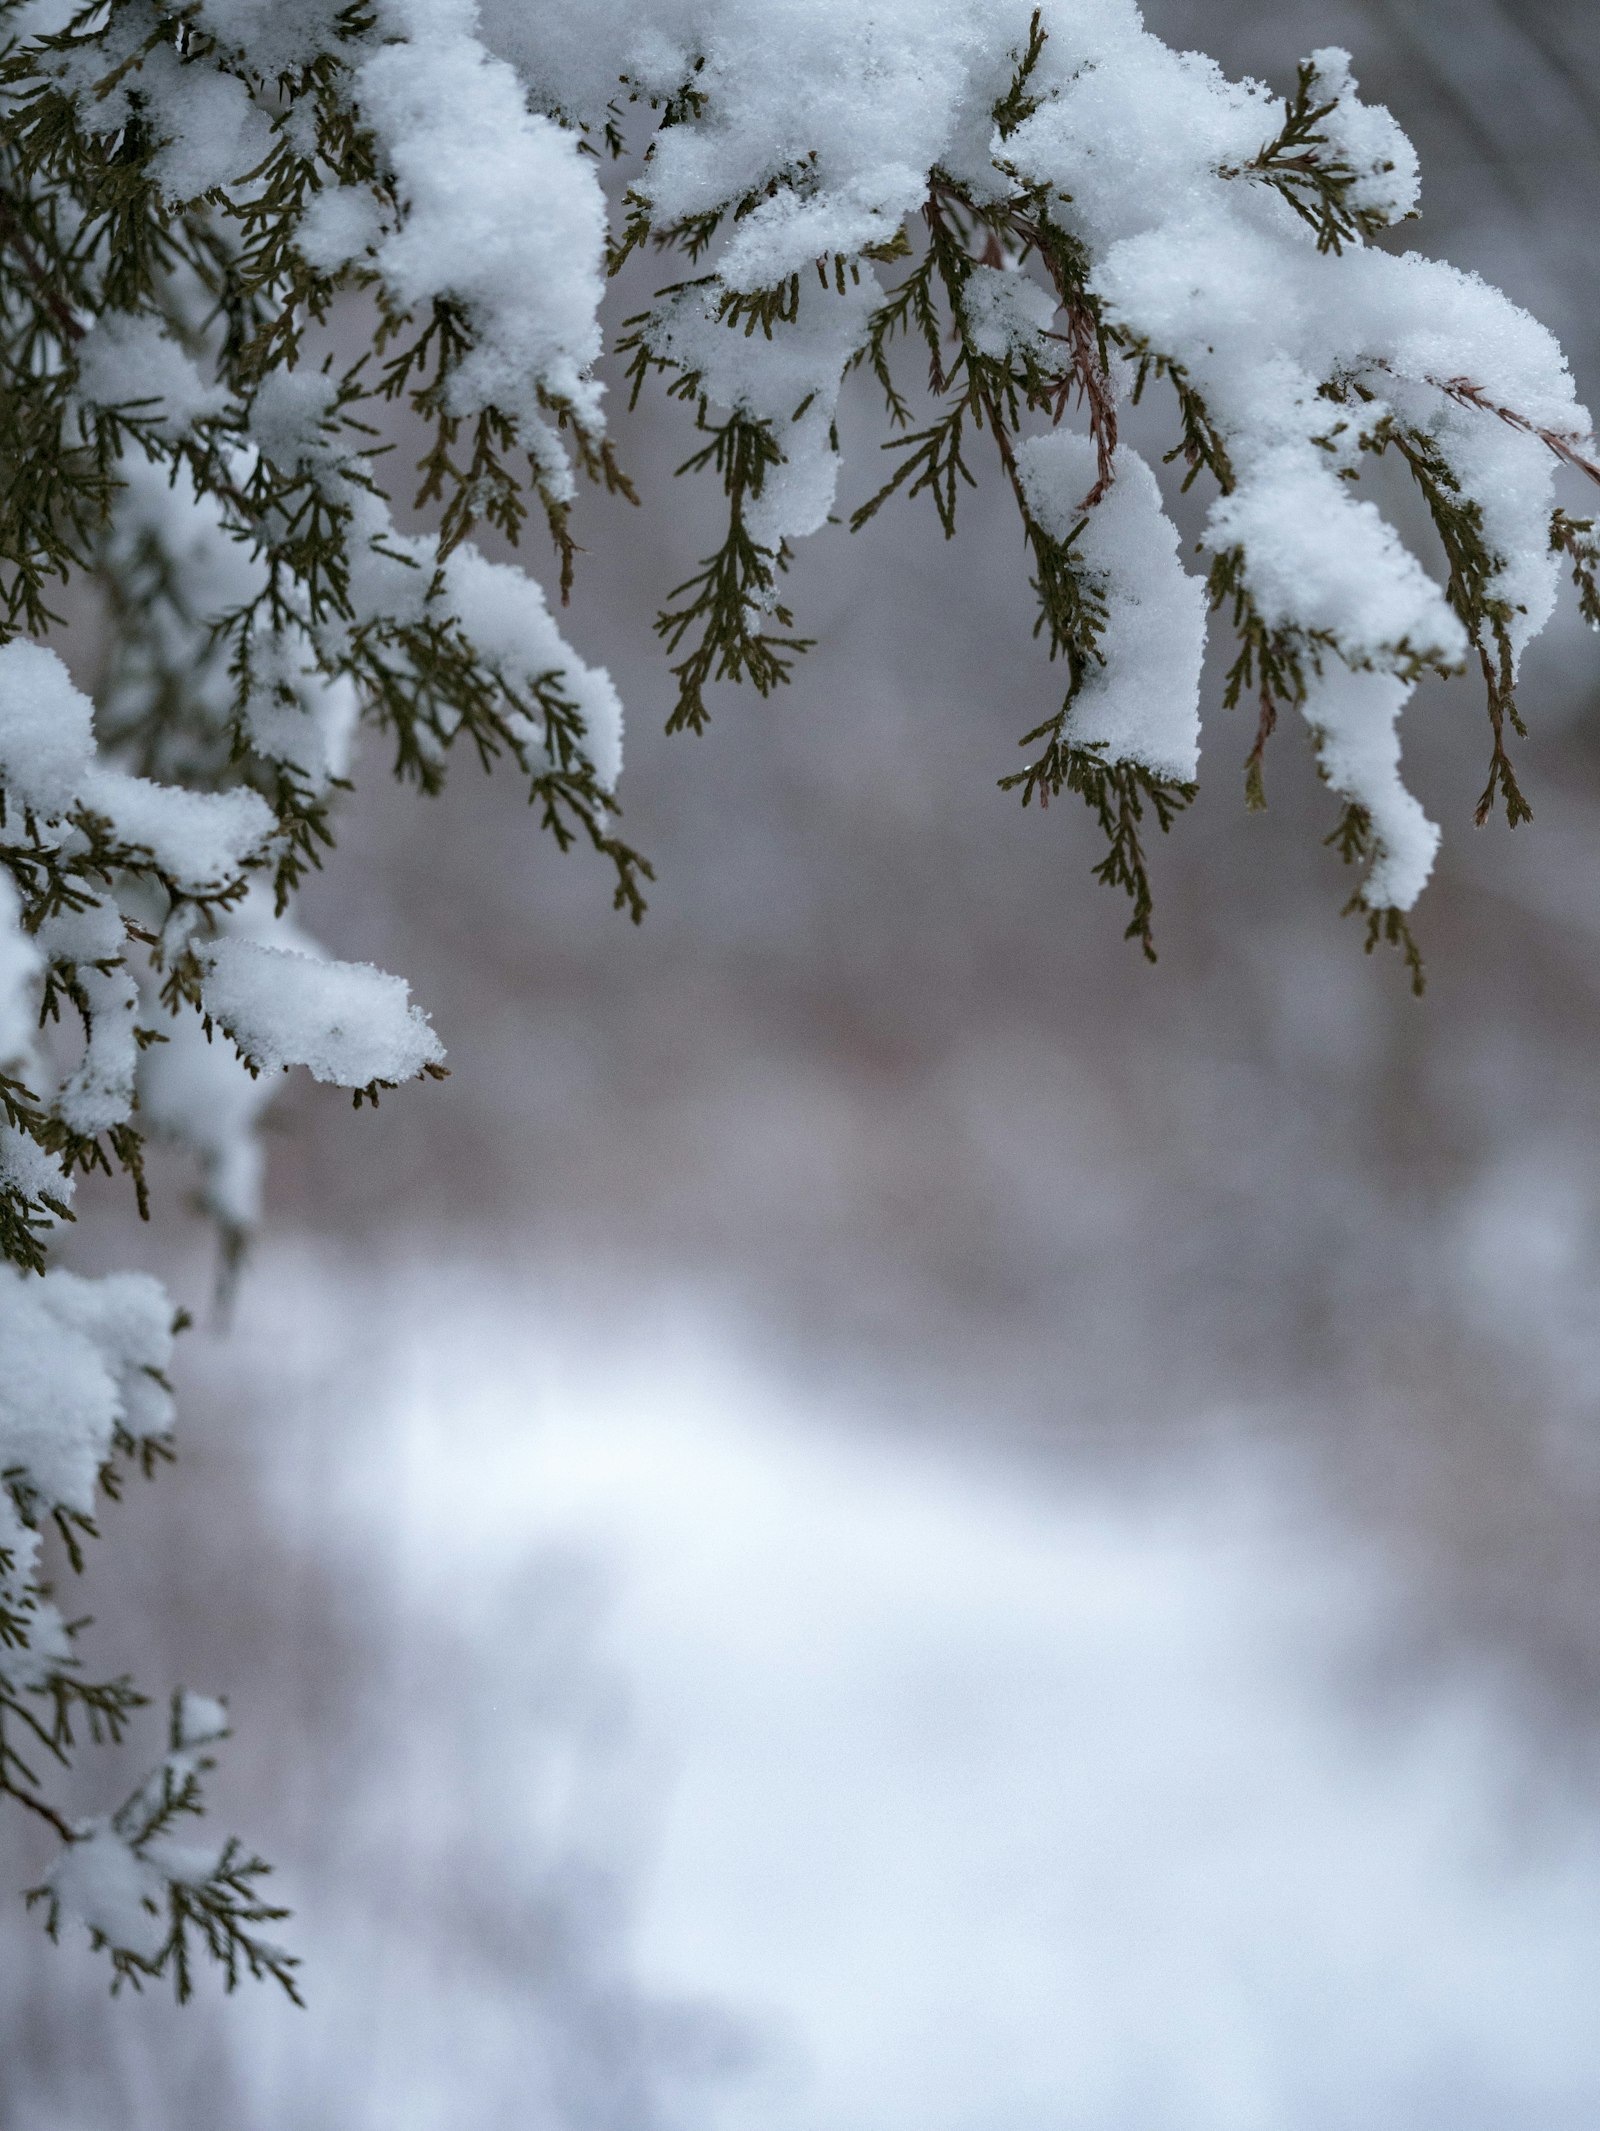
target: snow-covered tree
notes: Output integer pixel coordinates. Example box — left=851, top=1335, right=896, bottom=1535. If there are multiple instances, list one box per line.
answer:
left=0, top=0, right=1594, bottom=1998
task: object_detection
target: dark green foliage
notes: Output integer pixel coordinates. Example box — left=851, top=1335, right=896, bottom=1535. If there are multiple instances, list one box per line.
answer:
left=1552, top=510, right=1600, bottom=629
left=1325, top=802, right=1427, bottom=996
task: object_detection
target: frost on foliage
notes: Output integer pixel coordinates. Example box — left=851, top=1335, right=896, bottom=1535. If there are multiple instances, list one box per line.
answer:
left=0, top=0, right=1596, bottom=2001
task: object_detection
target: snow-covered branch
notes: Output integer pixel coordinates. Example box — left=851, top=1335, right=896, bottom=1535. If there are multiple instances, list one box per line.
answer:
left=0, top=0, right=1593, bottom=1995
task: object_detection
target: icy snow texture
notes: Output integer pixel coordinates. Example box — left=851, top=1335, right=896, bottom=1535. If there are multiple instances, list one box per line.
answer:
left=138, top=988, right=276, bottom=1234
left=351, top=0, right=607, bottom=480
left=82, top=769, right=275, bottom=891
left=646, top=277, right=878, bottom=549
left=0, top=1268, right=173, bottom=1517
left=443, top=547, right=625, bottom=789
left=1304, top=46, right=1420, bottom=223
left=200, top=937, right=444, bottom=1088
left=1016, top=434, right=1207, bottom=781
left=74, top=313, right=228, bottom=434
left=0, top=640, right=95, bottom=815
left=960, top=265, right=1063, bottom=366
left=1305, top=665, right=1439, bottom=909
left=0, top=642, right=272, bottom=883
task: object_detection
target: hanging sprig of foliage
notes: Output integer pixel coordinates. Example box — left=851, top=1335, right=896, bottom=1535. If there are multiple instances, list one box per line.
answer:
left=616, top=310, right=814, bottom=735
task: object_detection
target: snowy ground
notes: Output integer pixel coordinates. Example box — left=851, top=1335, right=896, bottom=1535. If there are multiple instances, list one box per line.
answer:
left=17, top=1249, right=1592, bottom=2131
left=392, top=1288, right=1600, bottom=2131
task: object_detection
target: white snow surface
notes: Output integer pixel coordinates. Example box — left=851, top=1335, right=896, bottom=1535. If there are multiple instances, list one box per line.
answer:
left=125, top=1254, right=1600, bottom=2131
left=45, top=1824, right=169, bottom=1962
left=353, top=0, right=607, bottom=463
left=0, top=872, right=41, bottom=1067
left=137, top=990, right=274, bottom=1233
left=1016, top=434, right=1207, bottom=780
left=200, top=935, right=445, bottom=1087
left=0, top=641, right=95, bottom=816
left=0, top=1266, right=173, bottom=1518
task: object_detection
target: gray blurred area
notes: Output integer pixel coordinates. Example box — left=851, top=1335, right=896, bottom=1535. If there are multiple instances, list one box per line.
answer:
left=6, top=1, right=1600, bottom=2122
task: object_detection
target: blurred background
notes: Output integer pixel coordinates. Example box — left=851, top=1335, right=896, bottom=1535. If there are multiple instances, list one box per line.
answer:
left=5, top=0, right=1600, bottom=2122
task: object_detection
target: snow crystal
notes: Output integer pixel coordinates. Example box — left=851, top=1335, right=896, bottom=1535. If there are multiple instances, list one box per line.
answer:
left=175, top=1691, right=230, bottom=1748
left=0, top=1122, right=71, bottom=1215
left=1009, top=32, right=1274, bottom=250
left=246, top=366, right=341, bottom=473
left=617, top=0, right=1040, bottom=278
left=960, top=267, right=1062, bottom=366
left=42, top=1268, right=176, bottom=1445
left=1306, top=48, right=1420, bottom=225
left=0, top=642, right=271, bottom=886
left=295, top=184, right=386, bottom=274
left=1302, top=665, right=1439, bottom=911
left=1207, top=453, right=1467, bottom=671
left=37, top=897, right=143, bottom=1137
left=245, top=664, right=360, bottom=789
left=443, top=547, right=624, bottom=788
left=143, top=42, right=273, bottom=204
left=75, top=313, right=228, bottom=432
left=647, top=278, right=877, bottom=549
left=0, top=1273, right=120, bottom=1514
left=138, top=982, right=275, bottom=1233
